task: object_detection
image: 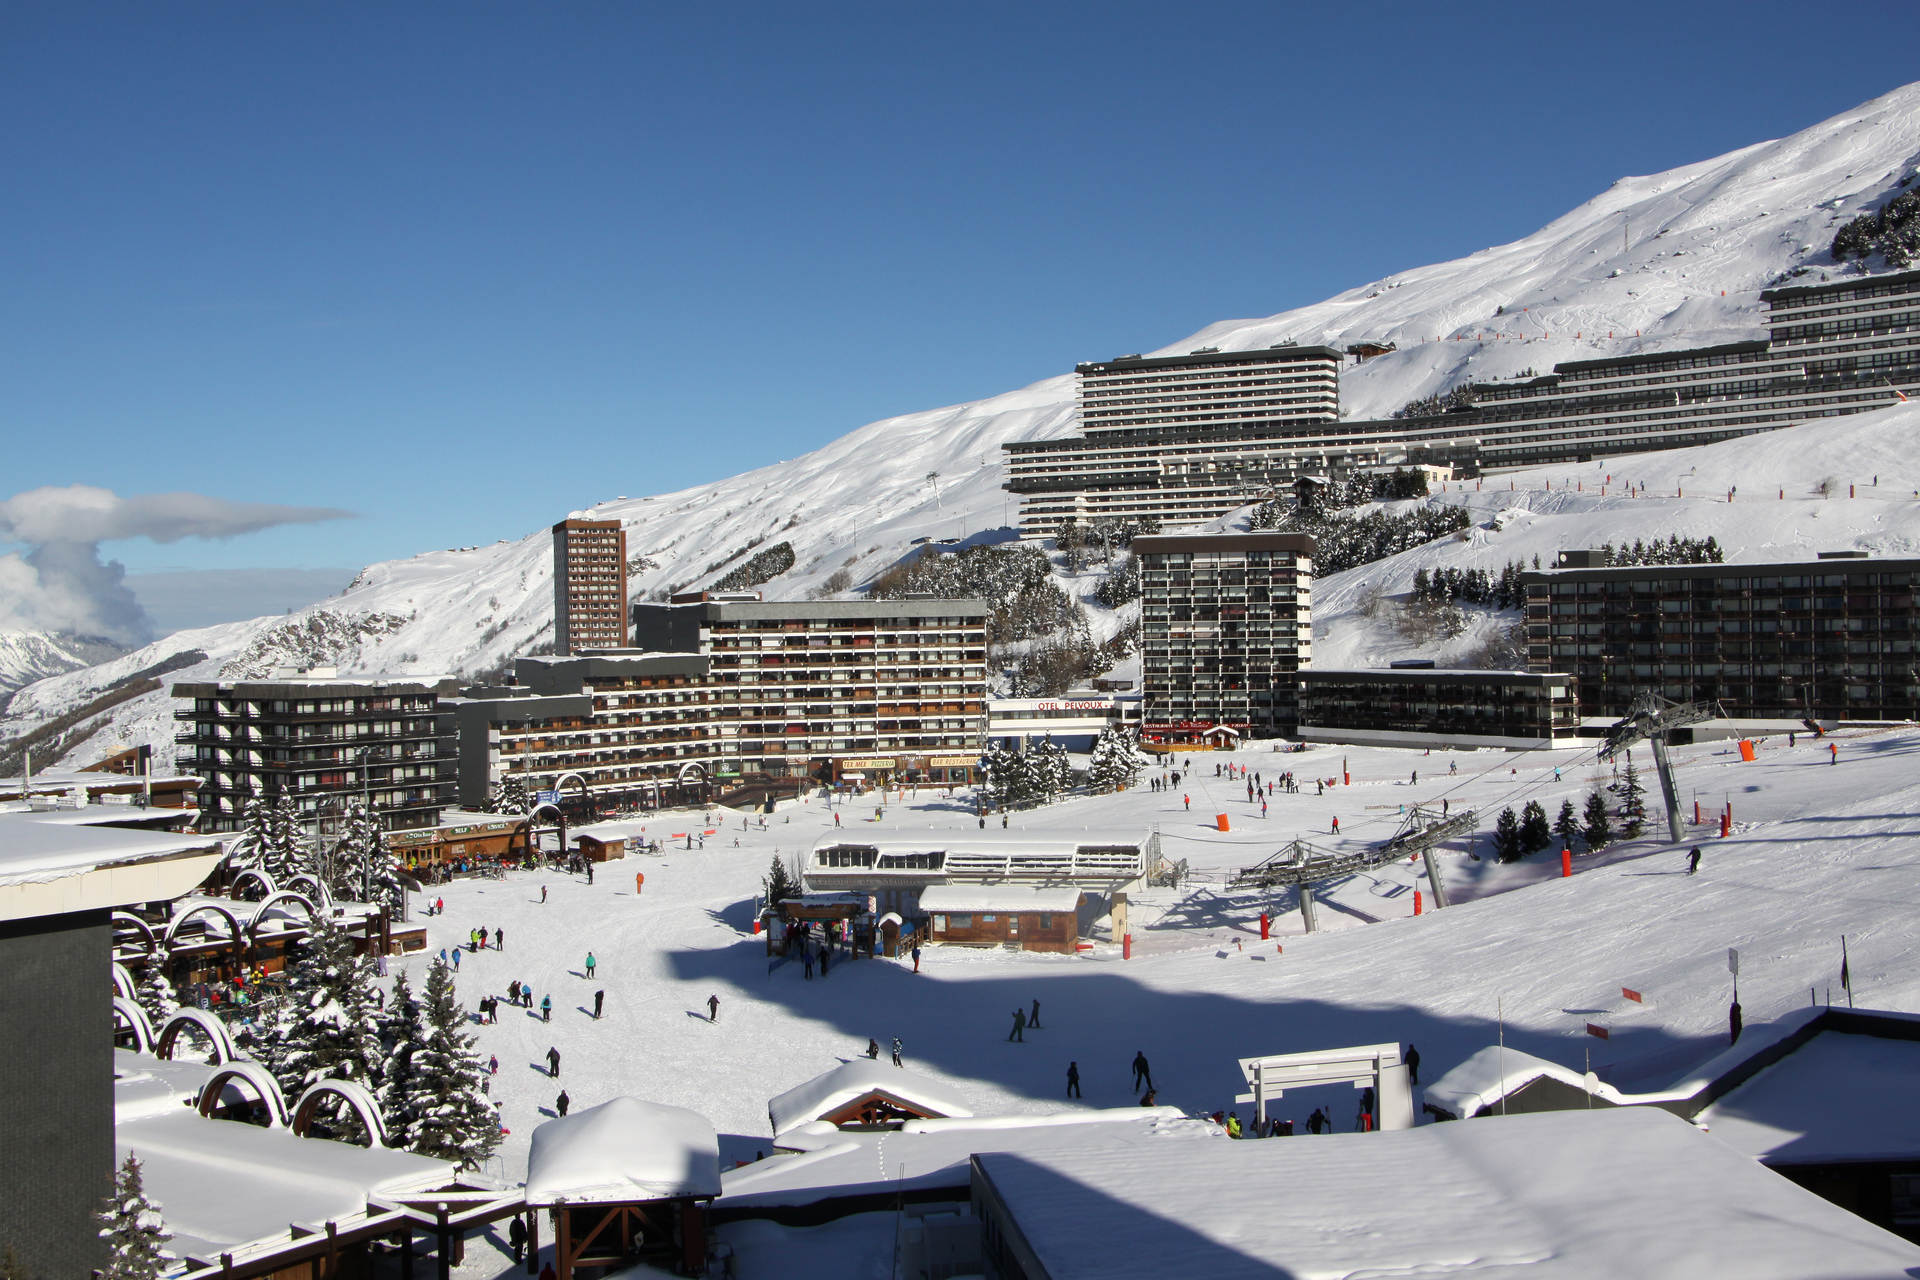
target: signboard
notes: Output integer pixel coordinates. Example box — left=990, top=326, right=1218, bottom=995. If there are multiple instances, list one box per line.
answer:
left=840, top=758, right=897, bottom=771
left=930, top=756, right=978, bottom=768
left=1035, top=700, right=1112, bottom=713
left=1727, top=948, right=1740, bottom=977
left=535, top=790, right=560, bottom=804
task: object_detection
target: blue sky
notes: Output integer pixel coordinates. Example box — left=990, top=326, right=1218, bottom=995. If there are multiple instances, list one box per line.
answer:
left=5, top=2, right=1917, bottom=591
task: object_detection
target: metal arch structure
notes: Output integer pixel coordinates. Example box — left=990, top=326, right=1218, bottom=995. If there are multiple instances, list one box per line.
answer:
left=162, top=902, right=246, bottom=951
left=111, top=911, right=159, bottom=951
left=290, top=1078, right=390, bottom=1148
left=227, top=868, right=277, bottom=901
left=1599, top=690, right=1721, bottom=843
left=155, top=1008, right=238, bottom=1064
left=526, top=801, right=568, bottom=859
left=246, top=891, right=319, bottom=943
left=286, top=872, right=333, bottom=908
left=111, top=961, right=138, bottom=1002
left=675, top=760, right=709, bottom=788
left=197, top=1061, right=291, bottom=1128
left=113, top=997, right=156, bottom=1054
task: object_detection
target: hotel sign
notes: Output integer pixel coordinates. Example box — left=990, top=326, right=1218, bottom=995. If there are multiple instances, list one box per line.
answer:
left=1035, top=700, right=1111, bottom=713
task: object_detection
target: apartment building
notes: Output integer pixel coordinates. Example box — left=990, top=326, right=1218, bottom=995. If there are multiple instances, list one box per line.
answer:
left=553, top=517, right=629, bottom=653
left=631, top=595, right=990, bottom=786
left=1297, top=666, right=1579, bottom=750
left=172, top=670, right=458, bottom=832
left=1135, top=532, right=1315, bottom=742
left=1005, top=271, right=1920, bottom=535
left=1005, top=346, right=1346, bottom=535
left=1521, top=551, right=1920, bottom=722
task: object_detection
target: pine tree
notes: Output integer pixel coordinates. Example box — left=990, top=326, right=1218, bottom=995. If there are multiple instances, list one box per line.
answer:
left=328, top=802, right=402, bottom=907
left=1620, top=758, right=1647, bottom=838
left=1493, top=807, right=1524, bottom=862
left=486, top=776, right=531, bottom=815
left=95, top=1154, right=169, bottom=1280
left=762, top=853, right=798, bottom=907
left=224, top=797, right=271, bottom=877
left=378, top=969, right=424, bottom=1142
left=402, top=958, right=501, bottom=1169
left=1582, top=789, right=1614, bottom=852
left=1553, top=798, right=1581, bottom=852
left=134, top=950, right=178, bottom=1028
left=259, top=911, right=386, bottom=1133
left=1086, top=726, right=1143, bottom=793
left=1519, top=800, right=1552, bottom=854
left=981, top=743, right=1025, bottom=810
left=261, top=792, right=313, bottom=885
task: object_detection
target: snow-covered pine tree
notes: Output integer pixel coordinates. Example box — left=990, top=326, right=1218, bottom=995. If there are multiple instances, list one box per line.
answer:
left=762, top=853, right=798, bottom=908
left=1620, top=757, right=1647, bottom=838
left=485, top=775, right=531, bottom=815
left=259, top=910, right=386, bottom=1135
left=1493, top=807, right=1524, bottom=862
left=329, top=802, right=403, bottom=907
left=378, top=968, right=424, bottom=1143
left=1086, top=726, right=1142, bottom=793
left=1030, top=741, right=1073, bottom=802
left=223, top=797, right=271, bottom=876
left=134, top=950, right=179, bottom=1028
left=1519, top=800, right=1552, bottom=854
left=981, top=744, right=1023, bottom=810
left=1553, top=798, right=1581, bottom=852
left=402, top=957, right=501, bottom=1169
left=95, top=1153, right=170, bottom=1280
left=261, top=792, right=314, bottom=885
left=1582, top=789, right=1613, bottom=851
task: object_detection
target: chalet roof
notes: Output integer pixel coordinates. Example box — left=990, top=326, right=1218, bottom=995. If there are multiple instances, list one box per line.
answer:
left=525, top=1096, right=721, bottom=1205
left=768, top=1059, right=972, bottom=1138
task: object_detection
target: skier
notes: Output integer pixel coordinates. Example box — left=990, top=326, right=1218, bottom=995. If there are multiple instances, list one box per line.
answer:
left=865, top=1038, right=880, bottom=1059
left=802, top=947, right=814, bottom=980
left=1131, top=1050, right=1152, bottom=1093
left=1405, top=1044, right=1420, bottom=1087
left=520, top=980, right=532, bottom=1007
left=585, top=952, right=596, bottom=979
left=509, top=1216, right=528, bottom=1263
left=556, top=1090, right=570, bottom=1118
left=1029, top=998, right=1041, bottom=1029
left=912, top=945, right=921, bottom=974
left=488, top=1054, right=499, bottom=1076
left=593, top=989, right=605, bottom=1020
left=540, top=885, right=548, bottom=903
left=541, top=994, right=552, bottom=1022
left=1687, top=847, right=1702, bottom=875
left=708, top=993, right=720, bottom=1023
left=1830, top=742, right=1839, bottom=766
left=1008, top=1008, right=1026, bottom=1042
left=452, top=947, right=461, bottom=971
left=547, top=1046, right=561, bottom=1077
left=891, top=1036, right=903, bottom=1067
left=494, top=927, right=503, bottom=950
left=1066, top=1061, right=1081, bottom=1099
left=1330, top=816, right=1340, bottom=835
left=1226, top=1112, right=1243, bottom=1139
left=1410, top=770, right=1417, bottom=786
left=1183, top=794, right=1190, bottom=811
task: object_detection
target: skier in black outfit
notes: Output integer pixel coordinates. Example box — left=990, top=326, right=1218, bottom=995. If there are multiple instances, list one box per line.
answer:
left=547, top=1046, right=561, bottom=1077
left=1687, top=847, right=1702, bottom=875
left=1131, top=1051, right=1152, bottom=1092
left=891, top=1036, right=903, bottom=1067
left=509, top=1217, right=527, bottom=1262
left=593, top=990, right=604, bottom=1019
left=556, top=1090, right=570, bottom=1117
left=1029, top=998, right=1041, bottom=1029
left=1067, top=1061, right=1081, bottom=1098
left=1008, top=1009, right=1025, bottom=1042
left=708, top=993, right=720, bottom=1023
left=1405, top=1044, right=1421, bottom=1087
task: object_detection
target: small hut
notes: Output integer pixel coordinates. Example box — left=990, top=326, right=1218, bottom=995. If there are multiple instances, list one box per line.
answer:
left=525, top=1097, right=721, bottom=1278
left=769, top=1060, right=972, bottom=1142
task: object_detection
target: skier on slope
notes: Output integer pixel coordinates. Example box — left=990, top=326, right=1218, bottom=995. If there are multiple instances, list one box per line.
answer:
left=891, top=1036, right=904, bottom=1067
left=547, top=1046, right=561, bottom=1077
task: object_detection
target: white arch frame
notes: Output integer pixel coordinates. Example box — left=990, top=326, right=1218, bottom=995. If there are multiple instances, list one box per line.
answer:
left=111, top=961, right=138, bottom=1002
left=112, top=911, right=159, bottom=951
left=163, top=902, right=246, bottom=950
left=155, top=1007, right=238, bottom=1064
left=228, top=868, right=277, bottom=901
left=291, top=1078, right=390, bottom=1147
left=197, top=1061, right=290, bottom=1128
left=112, top=997, right=155, bottom=1055
left=287, top=873, right=333, bottom=907
left=247, top=891, right=319, bottom=943
left=676, top=760, right=709, bottom=786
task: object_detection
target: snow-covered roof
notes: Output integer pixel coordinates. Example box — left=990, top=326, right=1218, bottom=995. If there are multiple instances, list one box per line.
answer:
left=119, top=1109, right=453, bottom=1261
left=809, top=829, right=1152, bottom=855
left=1699, top=1028, right=1920, bottom=1163
left=525, top=1096, right=721, bottom=1205
left=916, top=885, right=1083, bottom=914
left=972, top=1108, right=1920, bottom=1279
left=723, top=1107, right=1211, bottom=1209
left=767, top=1059, right=972, bottom=1138
left=1424, top=1045, right=1628, bottom=1118
left=0, top=808, right=222, bottom=918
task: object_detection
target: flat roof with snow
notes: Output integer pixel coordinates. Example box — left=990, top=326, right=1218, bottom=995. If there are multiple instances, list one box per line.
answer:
left=525, top=1096, right=721, bottom=1205
left=916, top=885, right=1083, bottom=914
left=972, top=1108, right=1920, bottom=1279
left=1699, top=1029, right=1920, bottom=1164
left=0, top=808, right=221, bottom=919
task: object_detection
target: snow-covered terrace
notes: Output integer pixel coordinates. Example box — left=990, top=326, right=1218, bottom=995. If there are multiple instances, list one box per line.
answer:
left=804, top=828, right=1157, bottom=888
left=971, top=1108, right=1920, bottom=1278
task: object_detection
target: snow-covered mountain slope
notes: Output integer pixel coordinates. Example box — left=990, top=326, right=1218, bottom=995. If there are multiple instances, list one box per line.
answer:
left=0, top=630, right=123, bottom=699
left=9, top=83, right=1920, bottom=767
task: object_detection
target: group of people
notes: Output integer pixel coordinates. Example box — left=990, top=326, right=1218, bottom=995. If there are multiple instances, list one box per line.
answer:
left=863, top=1036, right=906, bottom=1067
